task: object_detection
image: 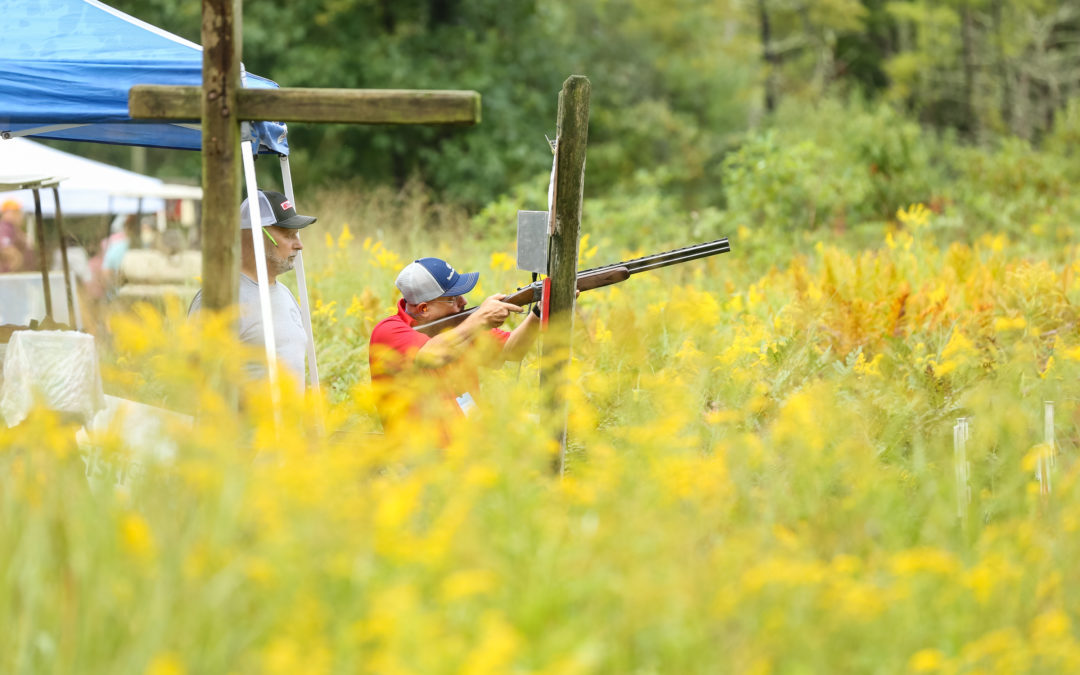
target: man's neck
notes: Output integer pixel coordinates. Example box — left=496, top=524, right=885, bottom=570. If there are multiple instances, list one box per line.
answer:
left=240, top=264, right=277, bottom=285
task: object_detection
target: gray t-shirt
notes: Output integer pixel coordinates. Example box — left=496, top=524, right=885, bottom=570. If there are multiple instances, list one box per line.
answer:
left=188, top=274, right=307, bottom=387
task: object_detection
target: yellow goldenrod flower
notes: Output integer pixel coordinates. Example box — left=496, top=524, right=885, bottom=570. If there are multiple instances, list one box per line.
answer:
left=338, top=222, right=354, bottom=248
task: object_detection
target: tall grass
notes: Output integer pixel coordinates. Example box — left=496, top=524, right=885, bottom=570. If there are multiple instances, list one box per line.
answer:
left=4, top=186, right=1080, bottom=673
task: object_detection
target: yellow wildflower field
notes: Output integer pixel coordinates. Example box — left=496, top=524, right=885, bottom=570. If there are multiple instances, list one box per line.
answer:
left=3, top=203, right=1080, bottom=674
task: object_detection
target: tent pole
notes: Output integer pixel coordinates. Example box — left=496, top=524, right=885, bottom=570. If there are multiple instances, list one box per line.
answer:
left=130, top=197, right=144, bottom=250
left=279, top=155, right=320, bottom=393
left=52, top=187, right=76, bottom=327
left=31, top=188, right=52, bottom=321
left=241, top=141, right=282, bottom=412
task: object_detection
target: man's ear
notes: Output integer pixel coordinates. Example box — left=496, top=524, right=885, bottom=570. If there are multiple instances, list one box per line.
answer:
left=415, top=302, right=429, bottom=316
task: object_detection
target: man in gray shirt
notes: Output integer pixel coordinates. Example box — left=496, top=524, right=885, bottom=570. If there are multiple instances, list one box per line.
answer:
left=188, top=190, right=317, bottom=388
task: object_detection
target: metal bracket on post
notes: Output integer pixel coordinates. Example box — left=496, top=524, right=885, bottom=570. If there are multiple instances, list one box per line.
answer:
left=517, top=210, right=549, bottom=274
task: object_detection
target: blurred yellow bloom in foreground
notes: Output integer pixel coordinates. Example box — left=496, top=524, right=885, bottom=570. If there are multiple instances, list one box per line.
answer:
left=145, top=653, right=185, bottom=675
left=908, top=648, right=946, bottom=672
left=120, top=512, right=156, bottom=562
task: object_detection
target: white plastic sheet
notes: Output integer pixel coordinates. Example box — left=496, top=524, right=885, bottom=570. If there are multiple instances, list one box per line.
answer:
left=0, top=330, right=105, bottom=426
left=76, top=394, right=193, bottom=493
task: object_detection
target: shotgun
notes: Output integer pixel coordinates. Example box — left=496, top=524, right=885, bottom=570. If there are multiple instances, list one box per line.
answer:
left=414, top=237, right=730, bottom=336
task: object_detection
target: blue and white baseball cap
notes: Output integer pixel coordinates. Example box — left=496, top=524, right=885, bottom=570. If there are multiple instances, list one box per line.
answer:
left=395, top=257, right=479, bottom=304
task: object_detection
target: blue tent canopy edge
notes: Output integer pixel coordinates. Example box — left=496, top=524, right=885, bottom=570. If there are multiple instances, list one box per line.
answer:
left=0, top=0, right=288, bottom=155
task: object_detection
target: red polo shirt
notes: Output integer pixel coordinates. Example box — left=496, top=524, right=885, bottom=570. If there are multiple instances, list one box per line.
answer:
left=368, top=299, right=509, bottom=423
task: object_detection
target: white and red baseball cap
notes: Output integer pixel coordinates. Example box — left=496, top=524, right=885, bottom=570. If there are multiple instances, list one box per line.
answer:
left=240, top=190, right=316, bottom=230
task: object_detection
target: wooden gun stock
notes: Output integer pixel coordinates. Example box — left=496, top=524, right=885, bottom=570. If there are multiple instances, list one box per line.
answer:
left=415, top=266, right=631, bottom=337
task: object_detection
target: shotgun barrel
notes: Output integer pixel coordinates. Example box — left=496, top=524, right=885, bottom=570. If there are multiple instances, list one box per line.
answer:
left=413, top=237, right=730, bottom=337
left=414, top=266, right=631, bottom=337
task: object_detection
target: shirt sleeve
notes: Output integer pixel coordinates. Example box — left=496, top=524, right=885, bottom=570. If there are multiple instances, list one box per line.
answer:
left=369, top=318, right=430, bottom=377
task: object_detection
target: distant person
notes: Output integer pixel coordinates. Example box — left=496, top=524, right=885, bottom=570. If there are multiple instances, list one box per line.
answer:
left=369, top=257, right=541, bottom=428
left=0, top=199, right=31, bottom=273
left=188, top=190, right=317, bottom=388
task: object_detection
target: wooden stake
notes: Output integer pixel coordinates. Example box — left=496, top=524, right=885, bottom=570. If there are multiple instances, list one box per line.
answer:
left=199, top=0, right=242, bottom=313
left=541, top=75, right=590, bottom=476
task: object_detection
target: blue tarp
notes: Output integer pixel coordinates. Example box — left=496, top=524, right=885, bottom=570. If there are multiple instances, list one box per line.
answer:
left=0, top=0, right=288, bottom=154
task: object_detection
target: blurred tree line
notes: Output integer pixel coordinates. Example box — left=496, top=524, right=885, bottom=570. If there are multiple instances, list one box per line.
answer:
left=97, top=0, right=1080, bottom=219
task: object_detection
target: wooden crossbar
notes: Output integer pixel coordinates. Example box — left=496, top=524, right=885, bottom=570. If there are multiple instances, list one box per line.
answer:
left=130, top=85, right=481, bottom=125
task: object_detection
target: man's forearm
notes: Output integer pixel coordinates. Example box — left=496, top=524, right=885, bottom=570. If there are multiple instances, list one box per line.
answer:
left=501, top=312, right=540, bottom=363
left=414, top=315, right=489, bottom=368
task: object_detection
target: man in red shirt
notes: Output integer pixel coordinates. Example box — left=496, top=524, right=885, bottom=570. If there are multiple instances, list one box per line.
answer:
left=369, top=257, right=541, bottom=429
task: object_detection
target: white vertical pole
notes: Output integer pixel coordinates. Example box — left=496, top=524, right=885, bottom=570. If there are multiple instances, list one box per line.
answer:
left=1039, top=401, right=1054, bottom=495
left=1045, top=401, right=1056, bottom=470
left=278, top=155, right=320, bottom=393
left=953, top=417, right=971, bottom=520
left=241, top=142, right=281, bottom=414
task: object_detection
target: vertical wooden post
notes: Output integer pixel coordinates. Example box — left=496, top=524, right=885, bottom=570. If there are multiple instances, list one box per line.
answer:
left=31, top=188, right=52, bottom=320
left=200, top=0, right=242, bottom=312
left=51, top=187, right=76, bottom=326
left=541, top=75, right=590, bottom=475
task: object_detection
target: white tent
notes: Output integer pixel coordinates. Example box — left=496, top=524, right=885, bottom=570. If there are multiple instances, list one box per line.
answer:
left=0, top=0, right=315, bottom=398
left=0, top=138, right=201, bottom=216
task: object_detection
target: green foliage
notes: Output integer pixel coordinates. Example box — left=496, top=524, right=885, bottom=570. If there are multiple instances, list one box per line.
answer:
left=944, top=137, right=1077, bottom=238
left=722, top=131, right=861, bottom=231
left=60, top=0, right=1080, bottom=233
left=104, top=0, right=755, bottom=208
left=719, top=100, right=940, bottom=245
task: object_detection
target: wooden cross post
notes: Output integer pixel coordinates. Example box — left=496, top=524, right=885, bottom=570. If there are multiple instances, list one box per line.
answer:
left=130, top=0, right=480, bottom=313
left=541, top=75, right=590, bottom=476
left=127, top=0, right=480, bottom=406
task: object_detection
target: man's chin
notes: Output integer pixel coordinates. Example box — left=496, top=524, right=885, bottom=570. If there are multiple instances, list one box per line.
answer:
left=271, top=257, right=296, bottom=274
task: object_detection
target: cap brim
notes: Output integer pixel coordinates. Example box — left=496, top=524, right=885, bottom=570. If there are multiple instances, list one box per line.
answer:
left=275, top=215, right=317, bottom=229
left=442, top=271, right=479, bottom=297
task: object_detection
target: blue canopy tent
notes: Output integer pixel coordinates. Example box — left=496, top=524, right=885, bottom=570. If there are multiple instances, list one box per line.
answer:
left=0, top=0, right=287, bottom=153
left=0, top=0, right=319, bottom=394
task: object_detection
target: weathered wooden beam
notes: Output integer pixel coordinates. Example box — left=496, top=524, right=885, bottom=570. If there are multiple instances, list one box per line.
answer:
left=130, top=86, right=482, bottom=125
left=51, top=187, right=76, bottom=326
left=540, top=74, right=591, bottom=476
left=200, top=0, right=242, bottom=314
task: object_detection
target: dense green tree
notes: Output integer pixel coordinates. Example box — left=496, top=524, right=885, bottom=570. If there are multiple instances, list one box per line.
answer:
left=56, top=0, right=1080, bottom=217
left=107, top=0, right=755, bottom=208
left=884, top=0, right=1080, bottom=141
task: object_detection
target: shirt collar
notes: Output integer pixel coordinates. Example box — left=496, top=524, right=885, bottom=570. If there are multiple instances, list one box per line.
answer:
left=396, top=297, right=417, bottom=327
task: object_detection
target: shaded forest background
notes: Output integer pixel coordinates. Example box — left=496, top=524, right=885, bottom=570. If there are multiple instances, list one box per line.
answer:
left=70, top=0, right=1080, bottom=243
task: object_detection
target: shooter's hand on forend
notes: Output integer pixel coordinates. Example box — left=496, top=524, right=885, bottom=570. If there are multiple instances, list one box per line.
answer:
left=463, top=294, right=525, bottom=329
